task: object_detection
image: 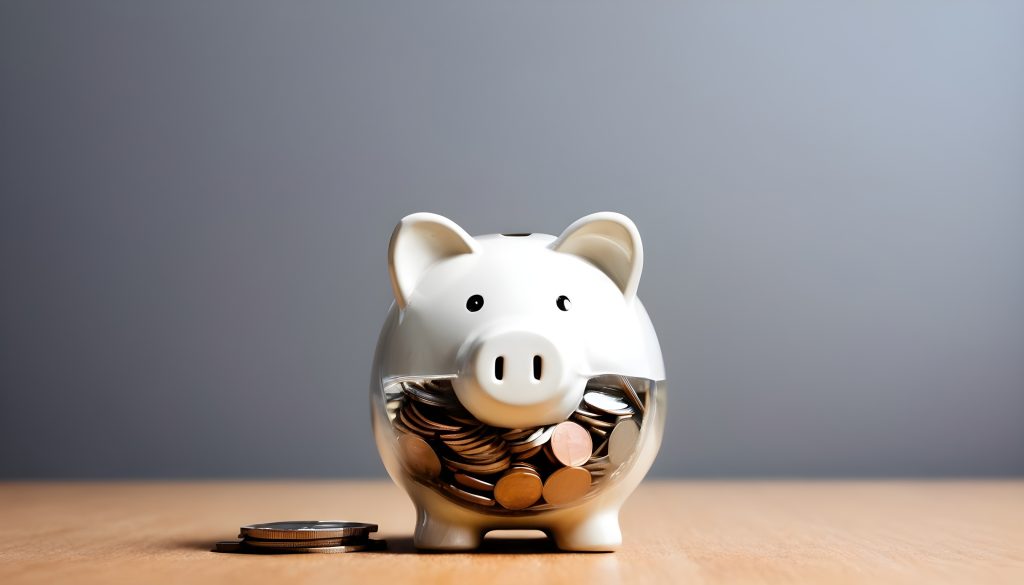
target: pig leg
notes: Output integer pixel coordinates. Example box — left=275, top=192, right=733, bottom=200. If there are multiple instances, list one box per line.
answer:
left=413, top=508, right=482, bottom=550
left=550, top=511, right=622, bottom=551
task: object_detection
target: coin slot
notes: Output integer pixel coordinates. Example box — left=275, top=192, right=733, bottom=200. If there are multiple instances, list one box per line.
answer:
left=494, top=356, right=504, bottom=381
left=532, top=355, right=542, bottom=380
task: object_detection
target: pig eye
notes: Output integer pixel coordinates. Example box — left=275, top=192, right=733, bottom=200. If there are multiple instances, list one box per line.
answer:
left=556, top=295, right=571, bottom=311
left=466, top=294, right=484, bottom=312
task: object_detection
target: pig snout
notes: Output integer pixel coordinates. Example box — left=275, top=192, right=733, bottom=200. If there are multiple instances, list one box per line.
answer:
left=469, top=330, right=562, bottom=403
left=452, top=324, right=586, bottom=428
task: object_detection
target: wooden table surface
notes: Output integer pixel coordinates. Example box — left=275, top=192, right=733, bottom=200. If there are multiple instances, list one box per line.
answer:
left=1, top=480, right=1021, bottom=585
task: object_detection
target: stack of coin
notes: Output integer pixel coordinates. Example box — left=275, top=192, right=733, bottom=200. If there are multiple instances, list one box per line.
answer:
left=386, top=375, right=646, bottom=512
left=213, top=521, right=384, bottom=554
left=572, top=376, right=644, bottom=483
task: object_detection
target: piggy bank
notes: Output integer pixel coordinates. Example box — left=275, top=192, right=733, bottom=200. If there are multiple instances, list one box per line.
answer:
left=370, top=212, right=665, bottom=551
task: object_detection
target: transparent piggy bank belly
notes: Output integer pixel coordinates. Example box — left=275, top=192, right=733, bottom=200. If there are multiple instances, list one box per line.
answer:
left=372, top=374, right=664, bottom=515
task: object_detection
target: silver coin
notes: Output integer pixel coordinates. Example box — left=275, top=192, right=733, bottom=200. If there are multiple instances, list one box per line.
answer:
left=239, top=521, right=378, bottom=540
left=618, top=375, right=646, bottom=414
left=442, top=482, right=496, bottom=507
left=573, top=413, right=616, bottom=429
left=583, top=391, right=632, bottom=415
left=608, top=418, right=641, bottom=467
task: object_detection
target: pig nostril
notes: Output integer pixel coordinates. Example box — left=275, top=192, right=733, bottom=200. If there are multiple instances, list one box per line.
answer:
left=532, top=355, right=542, bottom=380
left=494, top=356, right=504, bottom=381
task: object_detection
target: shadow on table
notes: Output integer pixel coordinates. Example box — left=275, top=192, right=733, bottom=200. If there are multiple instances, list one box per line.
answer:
left=385, top=535, right=565, bottom=554
left=178, top=534, right=585, bottom=555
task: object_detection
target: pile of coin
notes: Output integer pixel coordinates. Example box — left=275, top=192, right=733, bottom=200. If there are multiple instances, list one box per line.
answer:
left=386, top=375, right=645, bottom=512
left=214, top=521, right=384, bottom=554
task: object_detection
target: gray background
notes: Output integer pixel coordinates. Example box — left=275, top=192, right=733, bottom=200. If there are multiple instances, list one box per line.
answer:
left=2, top=1, right=1022, bottom=479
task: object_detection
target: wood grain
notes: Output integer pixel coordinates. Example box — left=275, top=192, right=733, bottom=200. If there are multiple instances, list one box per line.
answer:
left=0, top=481, right=1021, bottom=584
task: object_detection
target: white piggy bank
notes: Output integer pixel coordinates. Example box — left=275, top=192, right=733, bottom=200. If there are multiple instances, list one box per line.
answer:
left=370, top=212, right=665, bottom=551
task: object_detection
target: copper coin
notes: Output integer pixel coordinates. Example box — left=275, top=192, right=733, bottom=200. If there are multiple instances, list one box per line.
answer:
left=244, top=536, right=370, bottom=548
left=542, top=466, right=592, bottom=505
left=445, top=433, right=490, bottom=448
left=608, top=419, right=640, bottom=467
left=573, top=413, right=616, bottom=429
left=510, top=461, right=540, bottom=473
left=398, top=433, right=441, bottom=479
left=453, top=472, right=495, bottom=492
left=513, top=444, right=543, bottom=460
left=502, top=428, right=535, bottom=441
left=494, top=469, right=543, bottom=510
left=443, top=455, right=510, bottom=475
left=441, top=425, right=484, bottom=440
left=256, top=541, right=384, bottom=553
left=397, top=406, right=435, bottom=438
left=407, top=401, right=462, bottom=432
left=550, top=421, right=593, bottom=467
left=457, top=437, right=507, bottom=457
left=543, top=443, right=561, bottom=465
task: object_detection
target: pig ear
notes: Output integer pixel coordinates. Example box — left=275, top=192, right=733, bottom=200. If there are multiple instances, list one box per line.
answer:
left=388, top=213, right=480, bottom=309
left=550, top=212, right=643, bottom=301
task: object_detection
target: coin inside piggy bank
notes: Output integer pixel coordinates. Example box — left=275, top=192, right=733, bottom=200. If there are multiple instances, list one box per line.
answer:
left=371, top=212, right=666, bottom=551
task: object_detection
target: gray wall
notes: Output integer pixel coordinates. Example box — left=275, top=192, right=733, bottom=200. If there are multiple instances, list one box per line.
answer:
left=2, top=1, right=1022, bottom=478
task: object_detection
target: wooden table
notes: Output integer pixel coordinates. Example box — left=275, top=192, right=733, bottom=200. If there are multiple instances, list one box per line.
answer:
left=1, top=481, right=1021, bottom=584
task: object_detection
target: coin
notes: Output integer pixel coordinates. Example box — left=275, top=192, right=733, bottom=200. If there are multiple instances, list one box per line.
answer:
left=384, top=376, right=645, bottom=513
left=607, top=418, right=640, bottom=467
left=239, top=521, right=378, bottom=540
left=456, top=437, right=507, bottom=458
left=255, top=542, right=383, bottom=554
left=542, top=466, right=592, bottom=505
left=494, top=469, right=543, bottom=510
left=443, top=454, right=510, bottom=475
left=441, top=425, right=484, bottom=440
left=453, top=472, right=495, bottom=492
left=583, top=391, right=631, bottom=415
left=510, top=425, right=554, bottom=450
left=408, top=401, right=462, bottom=432
left=398, top=407, right=436, bottom=438
left=572, top=413, right=616, bottom=429
left=298, top=540, right=386, bottom=553
left=510, top=461, right=540, bottom=473
left=244, top=536, right=371, bottom=548
left=398, top=433, right=442, bottom=479
left=402, top=381, right=454, bottom=407
left=502, top=428, right=535, bottom=441
left=507, top=427, right=544, bottom=446
left=512, top=444, right=543, bottom=460
left=442, top=482, right=496, bottom=507
left=550, top=421, right=593, bottom=467
left=619, top=375, right=646, bottom=414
